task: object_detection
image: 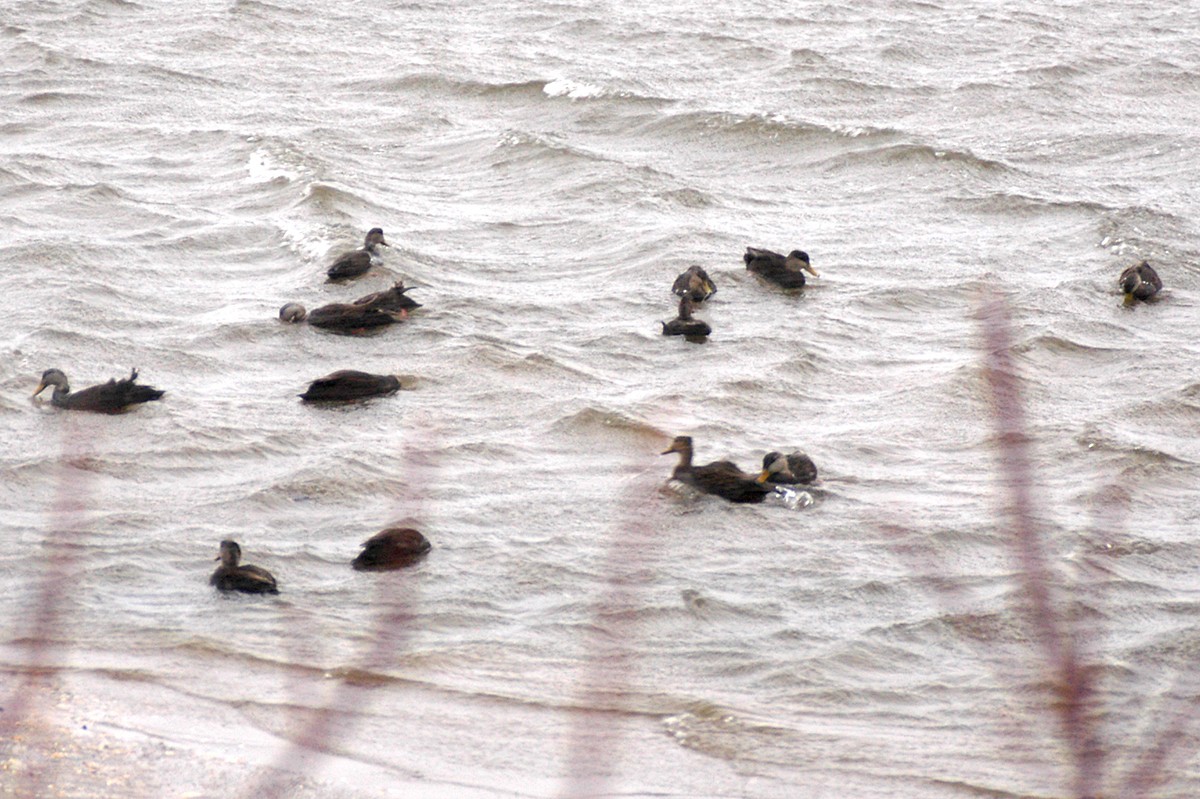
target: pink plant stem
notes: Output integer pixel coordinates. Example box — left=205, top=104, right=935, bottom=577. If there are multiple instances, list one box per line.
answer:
left=557, top=471, right=661, bottom=798
left=979, top=295, right=1102, bottom=798
left=248, top=424, right=436, bottom=799
left=2, top=420, right=94, bottom=798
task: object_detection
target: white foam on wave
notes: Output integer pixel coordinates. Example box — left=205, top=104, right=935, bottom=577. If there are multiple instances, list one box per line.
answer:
left=247, top=146, right=303, bottom=184
left=543, top=77, right=607, bottom=100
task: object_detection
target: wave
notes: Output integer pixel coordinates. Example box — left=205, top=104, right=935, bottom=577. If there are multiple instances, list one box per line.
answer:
left=824, top=141, right=1023, bottom=178
left=636, top=107, right=899, bottom=147
left=550, top=406, right=662, bottom=438
left=339, top=72, right=669, bottom=107
left=16, top=90, right=96, bottom=107
left=1010, top=332, right=1123, bottom=358
left=949, top=190, right=1115, bottom=218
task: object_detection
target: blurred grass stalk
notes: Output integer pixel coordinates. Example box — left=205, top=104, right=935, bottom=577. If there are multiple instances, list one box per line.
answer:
left=977, top=293, right=1194, bottom=798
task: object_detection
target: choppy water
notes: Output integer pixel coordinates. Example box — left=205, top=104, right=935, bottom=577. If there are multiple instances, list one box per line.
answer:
left=3, top=1, right=1200, bottom=796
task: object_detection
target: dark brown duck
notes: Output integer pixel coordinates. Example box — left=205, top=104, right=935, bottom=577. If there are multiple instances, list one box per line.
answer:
left=661, top=295, right=712, bottom=339
left=352, top=527, right=432, bottom=571
left=744, top=247, right=820, bottom=289
left=757, top=450, right=818, bottom=485
left=280, top=281, right=421, bottom=331
left=32, top=368, right=164, bottom=413
left=210, top=540, right=278, bottom=594
left=671, top=265, right=717, bottom=302
left=299, top=370, right=402, bottom=402
left=661, top=436, right=775, bottom=504
left=326, top=228, right=389, bottom=281
left=1119, top=260, right=1162, bottom=302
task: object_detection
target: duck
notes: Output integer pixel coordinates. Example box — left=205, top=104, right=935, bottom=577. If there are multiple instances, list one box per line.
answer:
left=326, top=228, right=389, bottom=281
left=32, top=368, right=164, bottom=413
left=299, top=370, right=402, bottom=402
left=279, top=282, right=421, bottom=331
left=661, top=436, right=776, bottom=504
left=661, top=295, right=712, bottom=339
left=1119, top=261, right=1162, bottom=302
left=352, top=527, right=432, bottom=571
left=671, top=265, right=717, bottom=302
left=349, top=281, right=421, bottom=313
left=757, top=450, right=818, bottom=485
left=210, top=540, right=278, bottom=594
left=744, top=247, right=820, bottom=288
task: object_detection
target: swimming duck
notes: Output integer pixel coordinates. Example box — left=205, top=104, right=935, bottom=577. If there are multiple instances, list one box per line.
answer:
left=279, top=282, right=421, bottom=331
left=757, top=450, right=818, bottom=485
left=349, top=281, right=421, bottom=313
left=671, top=265, right=717, bottom=302
left=661, top=436, right=776, bottom=504
left=326, top=228, right=389, bottom=281
left=210, top=540, right=278, bottom=594
left=32, top=368, right=164, bottom=413
left=744, top=247, right=820, bottom=288
left=299, top=370, right=402, bottom=402
left=352, top=527, right=432, bottom=571
left=661, top=295, right=712, bottom=339
left=1119, top=261, right=1162, bottom=302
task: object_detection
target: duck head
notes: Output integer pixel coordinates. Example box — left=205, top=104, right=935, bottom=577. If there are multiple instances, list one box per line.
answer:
left=216, top=539, right=242, bottom=567
left=757, top=451, right=793, bottom=483
left=365, top=228, right=389, bottom=251
left=661, top=436, right=693, bottom=455
left=787, top=250, right=820, bottom=277
left=279, top=302, right=307, bottom=322
left=33, top=368, right=69, bottom=398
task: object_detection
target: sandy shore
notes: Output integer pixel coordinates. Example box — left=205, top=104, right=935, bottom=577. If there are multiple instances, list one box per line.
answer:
left=1, top=669, right=516, bottom=799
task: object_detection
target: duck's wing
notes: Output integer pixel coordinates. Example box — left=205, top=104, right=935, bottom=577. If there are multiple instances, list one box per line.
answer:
left=767, top=268, right=808, bottom=288
left=1142, top=264, right=1163, bottom=292
left=671, top=271, right=697, bottom=296
left=300, top=370, right=400, bottom=401
left=306, top=303, right=403, bottom=330
left=212, top=565, right=278, bottom=594
left=690, top=461, right=773, bottom=501
left=63, top=371, right=164, bottom=412
left=356, top=284, right=421, bottom=311
left=353, top=528, right=431, bottom=570
left=326, top=250, right=371, bottom=280
left=695, top=267, right=717, bottom=296
left=744, top=247, right=782, bottom=265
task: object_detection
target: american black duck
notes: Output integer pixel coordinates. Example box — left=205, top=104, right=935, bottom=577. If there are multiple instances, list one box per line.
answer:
left=32, top=368, right=164, bottom=413
left=299, top=370, right=402, bottom=402
left=744, top=247, right=820, bottom=288
left=326, top=228, right=389, bottom=281
left=349, top=281, right=421, bottom=313
left=671, top=265, right=717, bottom=303
left=661, top=435, right=775, bottom=504
left=661, top=295, right=712, bottom=339
left=280, top=282, right=421, bottom=331
left=352, top=527, right=432, bottom=571
left=757, top=450, right=818, bottom=485
left=210, top=540, right=278, bottom=594
left=1119, top=260, right=1162, bottom=302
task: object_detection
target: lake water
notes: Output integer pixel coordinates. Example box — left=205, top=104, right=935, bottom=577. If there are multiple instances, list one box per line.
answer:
left=2, top=1, right=1199, bottom=797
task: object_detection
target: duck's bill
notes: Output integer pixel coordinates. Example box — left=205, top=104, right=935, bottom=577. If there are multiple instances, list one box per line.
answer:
left=804, top=264, right=821, bottom=277
left=32, top=380, right=47, bottom=397
left=756, top=470, right=771, bottom=483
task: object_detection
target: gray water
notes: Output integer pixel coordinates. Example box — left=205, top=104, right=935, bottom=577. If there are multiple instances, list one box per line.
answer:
left=3, top=1, right=1200, bottom=796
